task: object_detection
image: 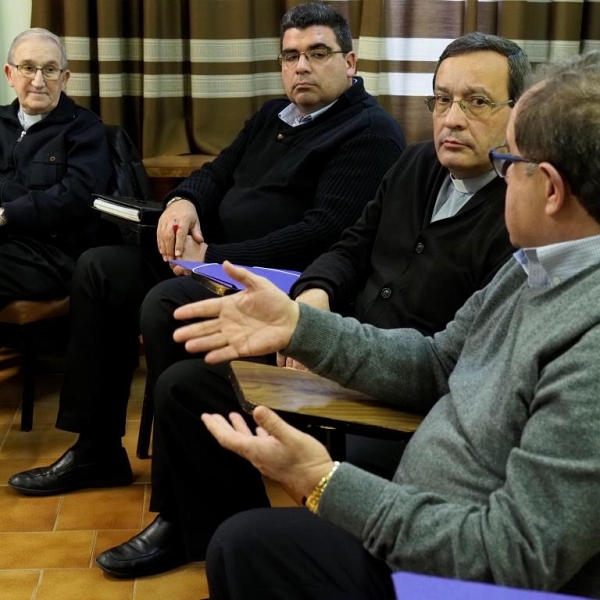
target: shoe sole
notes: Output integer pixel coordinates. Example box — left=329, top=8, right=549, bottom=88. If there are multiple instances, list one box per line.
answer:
left=96, top=554, right=187, bottom=579
left=9, top=476, right=133, bottom=497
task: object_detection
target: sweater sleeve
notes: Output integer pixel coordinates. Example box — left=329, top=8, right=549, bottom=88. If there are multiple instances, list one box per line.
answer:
left=316, top=316, right=600, bottom=593
left=290, top=171, right=387, bottom=309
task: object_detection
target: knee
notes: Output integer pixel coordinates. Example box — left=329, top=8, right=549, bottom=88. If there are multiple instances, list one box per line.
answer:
left=140, top=278, right=185, bottom=336
left=207, top=508, right=272, bottom=565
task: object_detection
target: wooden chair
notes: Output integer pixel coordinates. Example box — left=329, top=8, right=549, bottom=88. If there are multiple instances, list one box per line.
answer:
left=0, top=297, right=70, bottom=430
left=229, top=360, right=423, bottom=460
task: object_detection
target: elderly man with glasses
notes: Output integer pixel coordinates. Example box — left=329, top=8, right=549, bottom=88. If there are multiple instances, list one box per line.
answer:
left=0, top=28, right=111, bottom=309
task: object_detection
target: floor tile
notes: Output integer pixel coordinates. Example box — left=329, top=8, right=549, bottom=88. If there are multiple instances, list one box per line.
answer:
left=0, top=531, right=94, bottom=569
left=0, top=486, right=60, bottom=532
left=133, top=562, right=209, bottom=600
left=0, top=570, right=41, bottom=600
left=36, top=568, right=134, bottom=600
left=57, top=486, right=145, bottom=531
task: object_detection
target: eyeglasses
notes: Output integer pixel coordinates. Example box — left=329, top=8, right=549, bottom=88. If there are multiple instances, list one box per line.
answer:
left=278, top=48, right=345, bottom=66
left=489, top=147, right=541, bottom=178
left=425, top=95, right=514, bottom=118
left=10, top=63, right=64, bottom=81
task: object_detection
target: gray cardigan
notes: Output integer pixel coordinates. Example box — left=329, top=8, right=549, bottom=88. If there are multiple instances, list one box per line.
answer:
left=285, top=258, right=600, bottom=598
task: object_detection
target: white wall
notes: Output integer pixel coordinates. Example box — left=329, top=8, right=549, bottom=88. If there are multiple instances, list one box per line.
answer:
left=0, top=0, right=32, bottom=105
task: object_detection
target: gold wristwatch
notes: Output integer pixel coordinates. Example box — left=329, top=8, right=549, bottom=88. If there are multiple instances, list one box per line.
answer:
left=0, top=207, right=6, bottom=226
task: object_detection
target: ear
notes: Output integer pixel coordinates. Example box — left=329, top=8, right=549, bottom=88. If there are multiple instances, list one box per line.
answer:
left=4, top=63, right=14, bottom=88
left=60, top=69, right=71, bottom=91
left=539, top=162, right=566, bottom=217
left=345, top=50, right=357, bottom=77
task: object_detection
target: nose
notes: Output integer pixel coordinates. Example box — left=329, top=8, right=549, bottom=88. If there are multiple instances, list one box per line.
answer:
left=441, top=100, right=467, bottom=129
left=295, top=53, right=311, bottom=72
left=31, top=69, right=46, bottom=86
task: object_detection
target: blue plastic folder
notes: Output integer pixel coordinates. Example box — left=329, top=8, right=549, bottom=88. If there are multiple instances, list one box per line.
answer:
left=170, top=261, right=300, bottom=295
left=392, top=572, right=587, bottom=600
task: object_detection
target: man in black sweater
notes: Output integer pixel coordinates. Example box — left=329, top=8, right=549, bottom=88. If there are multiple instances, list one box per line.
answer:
left=89, top=33, right=529, bottom=579
left=8, top=4, right=405, bottom=497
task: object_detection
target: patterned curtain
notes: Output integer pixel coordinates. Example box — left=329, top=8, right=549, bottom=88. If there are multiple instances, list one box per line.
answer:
left=31, top=0, right=599, bottom=158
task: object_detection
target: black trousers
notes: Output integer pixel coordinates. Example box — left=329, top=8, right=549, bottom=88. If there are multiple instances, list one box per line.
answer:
left=206, top=507, right=395, bottom=600
left=148, top=356, right=273, bottom=560
left=0, top=235, right=76, bottom=309
left=57, top=244, right=172, bottom=435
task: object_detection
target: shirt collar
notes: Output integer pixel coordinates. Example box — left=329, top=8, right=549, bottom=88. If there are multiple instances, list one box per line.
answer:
left=278, top=78, right=356, bottom=127
left=18, top=108, right=44, bottom=131
left=451, top=170, right=496, bottom=194
left=279, top=99, right=338, bottom=127
left=514, top=234, right=600, bottom=288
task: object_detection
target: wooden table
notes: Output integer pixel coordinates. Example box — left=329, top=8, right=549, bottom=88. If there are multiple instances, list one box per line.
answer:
left=229, top=361, right=423, bottom=458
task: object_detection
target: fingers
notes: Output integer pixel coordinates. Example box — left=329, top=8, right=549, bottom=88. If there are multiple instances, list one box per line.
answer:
left=173, top=298, right=224, bottom=322
left=252, top=405, right=296, bottom=441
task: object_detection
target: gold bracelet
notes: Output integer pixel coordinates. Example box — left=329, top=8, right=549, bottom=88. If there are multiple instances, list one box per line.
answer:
left=165, top=196, right=188, bottom=208
left=304, top=461, right=340, bottom=514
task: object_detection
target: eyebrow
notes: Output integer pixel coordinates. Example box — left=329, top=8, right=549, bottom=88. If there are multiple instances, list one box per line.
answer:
left=281, top=42, right=333, bottom=53
left=434, top=85, right=494, bottom=97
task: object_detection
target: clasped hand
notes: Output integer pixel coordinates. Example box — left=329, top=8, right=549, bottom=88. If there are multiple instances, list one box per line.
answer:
left=157, top=199, right=205, bottom=262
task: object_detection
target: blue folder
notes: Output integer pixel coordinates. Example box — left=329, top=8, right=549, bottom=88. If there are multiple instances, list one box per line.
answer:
left=170, top=261, right=300, bottom=295
left=392, top=572, right=587, bottom=600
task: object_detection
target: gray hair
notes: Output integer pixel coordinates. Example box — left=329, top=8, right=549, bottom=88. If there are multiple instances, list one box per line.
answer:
left=433, top=32, right=532, bottom=102
left=280, top=3, right=353, bottom=53
left=7, top=28, right=68, bottom=70
left=515, top=51, right=600, bottom=223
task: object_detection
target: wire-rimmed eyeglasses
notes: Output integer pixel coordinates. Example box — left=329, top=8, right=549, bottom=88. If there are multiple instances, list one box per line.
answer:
left=489, top=147, right=541, bottom=178
left=10, top=63, right=64, bottom=81
left=278, top=48, right=345, bottom=66
left=425, top=95, right=514, bottom=118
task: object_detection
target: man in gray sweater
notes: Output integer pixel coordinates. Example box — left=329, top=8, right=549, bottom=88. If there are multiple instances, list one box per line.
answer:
left=175, top=51, right=600, bottom=599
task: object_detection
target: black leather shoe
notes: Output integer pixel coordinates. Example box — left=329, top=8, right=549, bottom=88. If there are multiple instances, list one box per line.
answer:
left=8, top=446, right=133, bottom=496
left=96, top=515, right=187, bottom=578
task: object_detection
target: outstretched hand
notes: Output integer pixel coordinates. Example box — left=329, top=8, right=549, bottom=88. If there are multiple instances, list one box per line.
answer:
left=201, top=405, right=334, bottom=505
left=173, top=261, right=300, bottom=363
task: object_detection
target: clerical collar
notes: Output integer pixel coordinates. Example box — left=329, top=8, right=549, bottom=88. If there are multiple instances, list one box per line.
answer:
left=451, top=170, right=496, bottom=194
left=18, top=109, right=44, bottom=131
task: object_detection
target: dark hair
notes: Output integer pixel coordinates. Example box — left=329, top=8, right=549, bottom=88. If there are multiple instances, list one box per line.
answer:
left=8, top=28, right=68, bottom=70
left=280, top=3, right=353, bottom=53
left=433, top=32, right=531, bottom=101
left=515, top=51, right=600, bottom=224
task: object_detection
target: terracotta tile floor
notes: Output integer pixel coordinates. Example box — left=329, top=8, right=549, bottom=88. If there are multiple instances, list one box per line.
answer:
left=0, top=347, right=294, bottom=600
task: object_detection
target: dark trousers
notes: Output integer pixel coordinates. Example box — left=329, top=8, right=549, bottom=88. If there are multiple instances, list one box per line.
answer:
left=148, top=357, right=272, bottom=560
left=57, top=244, right=172, bottom=435
left=0, top=235, right=76, bottom=309
left=206, top=507, right=395, bottom=600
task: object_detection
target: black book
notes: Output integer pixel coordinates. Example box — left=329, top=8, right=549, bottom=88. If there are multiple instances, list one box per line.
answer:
left=92, top=194, right=164, bottom=225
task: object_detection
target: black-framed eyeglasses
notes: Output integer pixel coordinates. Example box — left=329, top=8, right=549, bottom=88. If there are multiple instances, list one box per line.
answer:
left=278, top=48, right=345, bottom=66
left=10, top=63, right=64, bottom=81
left=425, top=95, right=514, bottom=118
left=489, top=147, right=541, bottom=178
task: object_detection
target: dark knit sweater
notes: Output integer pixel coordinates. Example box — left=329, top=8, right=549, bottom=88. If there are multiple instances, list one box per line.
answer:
left=164, top=78, right=406, bottom=271
left=291, top=141, right=514, bottom=334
